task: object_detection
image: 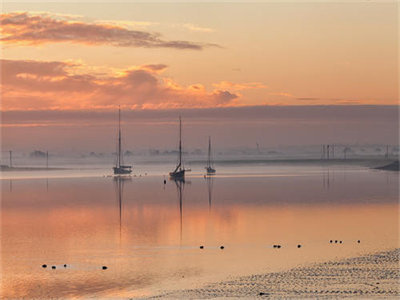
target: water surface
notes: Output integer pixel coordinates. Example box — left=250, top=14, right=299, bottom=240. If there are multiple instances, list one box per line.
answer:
left=1, top=164, right=398, bottom=298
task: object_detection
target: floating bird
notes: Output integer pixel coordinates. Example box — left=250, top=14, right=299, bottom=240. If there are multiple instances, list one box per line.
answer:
left=357, top=240, right=361, bottom=243
left=42, top=264, right=47, bottom=268
left=102, top=266, right=108, bottom=270
left=297, top=245, right=301, bottom=248
left=63, top=264, right=67, bottom=268
left=220, top=246, right=224, bottom=249
left=51, top=266, right=56, bottom=269
left=330, top=240, right=332, bottom=243
left=200, top=245, right=204, bottom=249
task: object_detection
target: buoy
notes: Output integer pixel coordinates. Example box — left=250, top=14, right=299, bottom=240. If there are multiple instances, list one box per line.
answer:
left=102, top=266, right=108, bottom=270
left=42, top=264, right=47, bottom=268
left=297, top=244, right=301, bottom=248
left=51, top=266, right=56, bottom=269
left=220, top=246, right=224, bottom=249
left=200, top=245, right=204, bottom=249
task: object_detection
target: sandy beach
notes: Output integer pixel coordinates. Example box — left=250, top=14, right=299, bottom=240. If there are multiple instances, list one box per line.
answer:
left=153, top=249, right=400, bottom=299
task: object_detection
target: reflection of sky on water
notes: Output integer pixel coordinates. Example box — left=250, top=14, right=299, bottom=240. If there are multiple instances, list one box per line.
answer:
left=1, top=166, right=398, bottom=298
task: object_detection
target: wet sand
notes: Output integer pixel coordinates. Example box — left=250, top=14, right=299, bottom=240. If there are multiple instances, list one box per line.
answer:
left=154, top=249, right=400, bottom=298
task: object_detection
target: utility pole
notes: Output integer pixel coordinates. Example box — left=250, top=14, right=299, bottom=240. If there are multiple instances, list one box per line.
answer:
left=327, top=145, right=330, bottom=160
left=46, top=151, right=49, bottom=169
left=332, top=144, right=334, bottom=159
left=385, top=145, right=389, bottom=159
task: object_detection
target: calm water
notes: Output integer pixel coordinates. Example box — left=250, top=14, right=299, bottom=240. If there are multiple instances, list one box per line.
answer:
left=1, top=164, right=399, bottom=298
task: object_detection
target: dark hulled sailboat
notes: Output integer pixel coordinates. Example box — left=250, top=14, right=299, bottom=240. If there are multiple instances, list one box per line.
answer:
left=113, top=107, right=132, bottom=175
left=169, top=116, right=189, bottom=180
left=205, top=136, right=216, bottom=175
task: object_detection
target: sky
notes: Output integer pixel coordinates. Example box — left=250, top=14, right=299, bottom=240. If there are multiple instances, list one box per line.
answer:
left=0, top=1, right=398, bottom=153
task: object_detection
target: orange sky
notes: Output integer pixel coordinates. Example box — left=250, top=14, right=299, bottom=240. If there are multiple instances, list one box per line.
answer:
left=1, top=2, right=398, bottom=111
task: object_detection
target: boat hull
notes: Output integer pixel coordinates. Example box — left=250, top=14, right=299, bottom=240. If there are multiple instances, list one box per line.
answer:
left=169, top=169, right=185, bottom=179
left=206, top=167, right=216, bottom=175
left=113, top=167, right=132, bottom=175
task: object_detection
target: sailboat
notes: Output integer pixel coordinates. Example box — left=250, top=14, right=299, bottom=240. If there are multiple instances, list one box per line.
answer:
left=169, top=116, right=189, bottom=180
left=113, top=107, right=132, bottom=175
left=205, top=136, right=216, bottom=175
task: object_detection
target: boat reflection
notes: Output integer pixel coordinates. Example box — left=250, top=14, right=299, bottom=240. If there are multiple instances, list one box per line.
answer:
left=173, top=178, right=184, bottom=244
left=205, top=175, right=214, bottom=210
left=114, top=176, right=132, bottom=242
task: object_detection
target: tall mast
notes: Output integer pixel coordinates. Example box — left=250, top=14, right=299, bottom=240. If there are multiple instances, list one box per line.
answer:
left=9, top=150, right=12, bottom=168
left=208, top=136, right=211, bottom=168
left=178, top=116, right=182, bottom=168
left=118, top=106, right=121, bottom=168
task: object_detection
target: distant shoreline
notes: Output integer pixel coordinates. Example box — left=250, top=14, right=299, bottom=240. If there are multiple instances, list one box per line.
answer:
left=0, top=166, right=68, bottom=172
left=1, top=158, right=398, bottom=172
left=153, top=249, right=400, bottom=298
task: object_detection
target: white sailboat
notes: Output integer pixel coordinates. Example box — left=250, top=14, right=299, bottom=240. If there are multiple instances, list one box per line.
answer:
left=113, top=107, right=132, bottom=175
left=205, top=136, right=216, bottom=175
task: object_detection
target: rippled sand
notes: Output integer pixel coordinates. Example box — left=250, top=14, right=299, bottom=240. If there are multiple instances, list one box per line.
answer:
left=153, top=249, right=400, bottom=299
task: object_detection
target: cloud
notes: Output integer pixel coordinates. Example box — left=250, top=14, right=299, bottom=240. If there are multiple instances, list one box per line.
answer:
left=213, top=81, right=267, bottom=91
left=0, top=12, right=217, bottom=50
left=1, top=59, right=239, bottom=110
left=182, top=23, right=214, bottom=33
left=269, top=92, right=294, bottom=98
left=296, top=97, right=320, bottom=101
left=139, top=64, right=168, bottom=73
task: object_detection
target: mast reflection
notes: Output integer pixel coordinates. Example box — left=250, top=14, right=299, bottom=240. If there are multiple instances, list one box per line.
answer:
left=205, top=175, right=214, bottom=210
left=114, top=176, right=131, bottom=243
left=174, top=178, right=184, bottom=244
